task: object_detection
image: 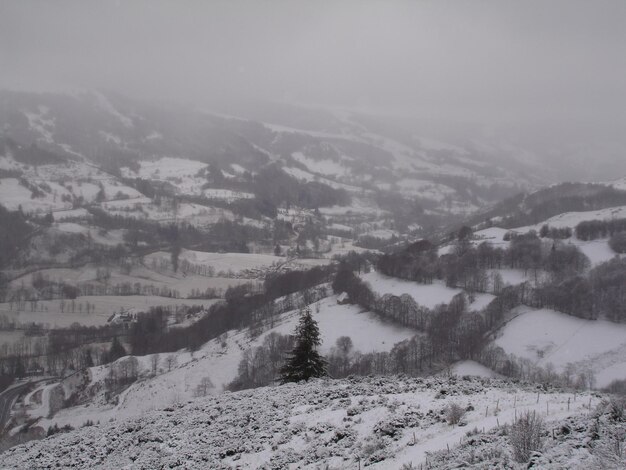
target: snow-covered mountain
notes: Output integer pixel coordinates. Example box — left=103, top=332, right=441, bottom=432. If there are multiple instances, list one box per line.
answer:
left=2, top=89, right=626, bottom=467
left=0, top=89, right=541, bottom=223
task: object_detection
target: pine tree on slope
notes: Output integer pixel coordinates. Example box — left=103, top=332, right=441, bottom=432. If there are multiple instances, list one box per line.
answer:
left=279, top=307, right=327, bottom=384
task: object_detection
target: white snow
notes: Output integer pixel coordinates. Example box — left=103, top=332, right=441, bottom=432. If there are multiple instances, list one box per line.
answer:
left=361, top=229, right=399, bottom=240
left=570, top=238, right=620, bottom=266
left=230, top=163, right=246, bottom=174
left=145, top=250, right=284, bottom=276
left=292, top=152, right=350, bottom=177
left=0, top=177, right=69, bottom=212
left=446, top=360, right=500, bottom=379
left=1, top=376, right=600, bottom=470
left=472, top=227, right=511, bottom=247
left=496, top=307, right=626, bottom=385
left=203, top=188, right=254, bottom=201
left=361, top=271, right=462, bottom=309
left=270, top=297, right=416, bottom=355
left=514, top=205, right=626, bottom=234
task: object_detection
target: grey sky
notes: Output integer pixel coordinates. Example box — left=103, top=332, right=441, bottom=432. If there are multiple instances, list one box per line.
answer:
left=1, top=0, right=625, bottom=124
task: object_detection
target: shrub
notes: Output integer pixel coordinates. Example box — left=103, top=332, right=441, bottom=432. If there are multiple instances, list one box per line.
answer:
left=445, top=402, right=466, bottom=426
left=608, top=397, right=626, bottom=422
left=509, top=411, right=543, bottom=462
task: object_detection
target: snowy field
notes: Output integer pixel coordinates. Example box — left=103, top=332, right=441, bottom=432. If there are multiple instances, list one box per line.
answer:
left=203, top=188, right=255, bottom=201
left=0, top=296, right=217, bottom=328
left=360, top=228, right=399, bottom=240
left=9, top=264, right=259, bottom=298
left=269, top=297, right=416, bottom=355
left=292, top=151, right=351, bottom=177
left=569, top=238, right=620, bottom=266
left=0, top=178, right=67, bottom=212
left=514, top=205, right=626, bottom=233
left=100, top=199, right=236, bottom=226
left=360, top=271, right=494, bottom=310
left=120, top=157, right=257, bottom=202
left=146, top=249, right=284, bottom=275
left=1, top=376, right=600, bottom=470
left=123, top=157, right=207, bottom=181
left=472, top=226, right=511, bottom=248
left=495, top=307, right=626, bottom=387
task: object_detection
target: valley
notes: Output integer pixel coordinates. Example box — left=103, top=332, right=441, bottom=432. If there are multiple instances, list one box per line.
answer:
left=0, top=90, right=625, bottom=468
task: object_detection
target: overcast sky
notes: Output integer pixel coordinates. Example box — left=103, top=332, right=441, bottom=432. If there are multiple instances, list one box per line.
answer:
left=1, top=0, right=625, bottom=125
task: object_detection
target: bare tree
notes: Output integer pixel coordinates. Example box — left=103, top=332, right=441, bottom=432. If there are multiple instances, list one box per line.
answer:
left=194, top=376, right=214, bottom=397
left=165, top=354, right=177, bottom=372
left=150, top=353, right=160, bottom=376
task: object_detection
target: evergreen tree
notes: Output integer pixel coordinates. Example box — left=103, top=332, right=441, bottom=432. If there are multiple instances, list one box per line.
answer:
left=106, top=337, right=127, bottom=363
left=279, top=307, right=327, bottom=384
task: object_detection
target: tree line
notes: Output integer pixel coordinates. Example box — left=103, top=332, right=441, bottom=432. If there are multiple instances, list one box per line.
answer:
left=377, top=232, right=590, bottom=294
left=127, top=265, right=335, bottom=356
left=576, top=217, right=626, bottom=244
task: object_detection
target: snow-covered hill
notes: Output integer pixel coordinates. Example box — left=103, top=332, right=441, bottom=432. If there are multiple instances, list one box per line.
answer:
left=495, top=307, right=626, bottom=389
left=13, top=295, right=416, bottom=432
left=436, top=200, right=626, bottom=388
left=0, top=376, right=604, bottom=469
left=0, top=89, right=541, bottom=225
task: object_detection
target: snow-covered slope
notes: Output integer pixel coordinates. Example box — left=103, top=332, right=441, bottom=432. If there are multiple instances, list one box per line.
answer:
left=514, top=205, right=626, bottom=234
left=20, top=296, right=417, bottom=432
left=0, top=376, right=601, bottom=470
left=496, top=307, right=626, bottom=388
left=360, top=270, right=495, bottom=310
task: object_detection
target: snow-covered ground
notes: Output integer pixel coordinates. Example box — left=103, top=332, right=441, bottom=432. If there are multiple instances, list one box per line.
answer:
left=472, top=226, right=512, bottom=248
left=270, top=297, right=416, bottom=355
left=445, top=360, right=501, bottom=379
left=569, top=238, right=620, bottom=267
left=291, top=151, right=351, bottom=177
left=17, top=296, right=415, bottom=432
left=515, top=205, right=626, bottom=234
left=0, top=296, right=216, bottom=328
left=145, top=250, right=284, bottom=276
left=360, top=229, right=399, bottom=240
left=0, top=178, right=67, bottom=212
left=203, top=188, right=255, bottom=201
left=495, top=306, right=626, bottom=387
left=360, top=271, right=494, bottom=310
left=1, top=376, right=601, bottom=470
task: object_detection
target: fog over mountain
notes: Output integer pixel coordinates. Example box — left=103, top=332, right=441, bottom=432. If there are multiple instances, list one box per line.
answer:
left=1, top=2, right=623, bottom=117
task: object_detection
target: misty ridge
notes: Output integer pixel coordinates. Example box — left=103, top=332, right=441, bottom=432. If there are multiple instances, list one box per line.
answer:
left=0, top=1, right=625, bottom=469
left=1, top=0, right=625, bottom=179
